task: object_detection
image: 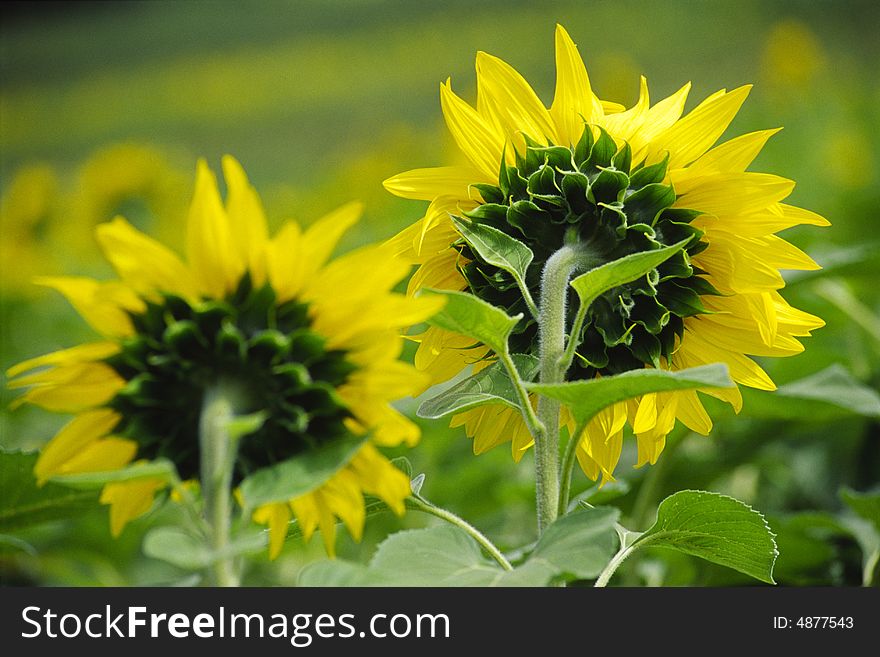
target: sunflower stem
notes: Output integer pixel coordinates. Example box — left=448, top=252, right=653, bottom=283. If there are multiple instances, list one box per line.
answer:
left=594, top=543, right=637, bottom=587
left=535, top=243, right=592, bottom=534
left=558, top=421, right=585, bottom=516
left=199, top=383, right=242, bottom=587
left=499, top=350, right=544, bottom=439
left=409, top=494, right=513, bottom=571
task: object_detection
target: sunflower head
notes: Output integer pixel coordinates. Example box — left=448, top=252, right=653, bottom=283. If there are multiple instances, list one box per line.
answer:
left=385, top=24, right=826, bottom=482
left=8, top=156, right=442, bottom=557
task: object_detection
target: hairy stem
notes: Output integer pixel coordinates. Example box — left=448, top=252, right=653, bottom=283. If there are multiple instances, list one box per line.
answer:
left=199, top=383, right=241, bottom=587
left=594, top=544, right=637, bottom=587
left=409, top=495, right=513, bottom=571
left=535, top=244, right=592, bottom=534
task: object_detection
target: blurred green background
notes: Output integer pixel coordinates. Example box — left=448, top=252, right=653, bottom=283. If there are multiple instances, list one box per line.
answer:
left=1, top=0, right=878, bottom=586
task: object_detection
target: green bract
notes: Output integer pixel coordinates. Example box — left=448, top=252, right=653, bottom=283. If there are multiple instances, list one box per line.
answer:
left=458, top=129, right=717, bottom=375
left=105, top=273, right=357, bottom=483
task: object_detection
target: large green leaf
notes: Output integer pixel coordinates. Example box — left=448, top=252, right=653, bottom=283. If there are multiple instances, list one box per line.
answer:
left=239, top=434, right=367, bottom=508
left=569, top=239, right=689, bottom=308
left=452, top=216, right=534, bottom=297
left=143, top=526, right=265, bottom=570
left=519, top=506, right=619, bottom=581
left=633, top=490, right=778, bottom=584
left=421, top=289, right=522, bottom=355
left=299, top=525, right=512, bottom=587
left=49, top=459, right=177, bottom=489
left=529, top=364, right=733, bottom=426
left=771, top=363, right=880, bottom=419
left=840, top=488, right=880, bottom=534
left=300, top=508, right=621, bottom=587
left=369, top=525, right=510, bottom=586
left=0, top=450, right=100, bottom=532
left=417, top=354, right=539, bottom=419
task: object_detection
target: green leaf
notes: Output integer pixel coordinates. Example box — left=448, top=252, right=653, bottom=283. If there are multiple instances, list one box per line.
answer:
left=571, top=480, right=631, bottom=508
left=529, top=363, right=733, bottom=426
left=633, top=490, right=778, bottom=584
left=370, top=525, right=509, bottom=585
left=49, top=458, right=177, bottom=489
left=239, top=434, right=367, bottom=508
left=776, top=365, right=880, bottom=418
left=300, top=509, right=621, bottom=587
left=417, top=354, right=539, bottom=419
left=421, top=289, right=522, bottom=355
left=741, top=365, right=880, bottom=421
left=297, top=560, right=390, bottom=586
left=570, top=239, right=690, bottom=309
left=840, top=488, right=880, bottom=534
left=0, top=450, right=100, bottom=533
left=300, top=525, right=512, bottom=587
left=522, top=506, right=619, bottom=581
left=143, top=527, right=211, bottom=570
left=452, top=216, right=534, bottom=299
left=226, top=410, right=268, bottom=441
left=143, top=526, right=265, bottom=570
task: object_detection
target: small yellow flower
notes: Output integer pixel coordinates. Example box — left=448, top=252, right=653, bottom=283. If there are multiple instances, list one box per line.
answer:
left=384, top=25, right=826, bottom=483
left=8, top=156, right=442, bottom=557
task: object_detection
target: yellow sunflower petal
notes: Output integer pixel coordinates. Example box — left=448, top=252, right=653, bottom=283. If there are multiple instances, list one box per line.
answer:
left=628, top=82, right=691, bottom=159
left=348, top=444, right=410, bottom=515
left=383, top=166, right=490, bottom=201
left=680, top=330, right=776, bottom=390
left=96, top=217, right=198, bottom=300
left=253, top=502, right=291, bottom=560
left=319, top=470, right=366, bottom=543
left=265, top=220, right=303, bottom=302
left=57, top=436, right=137, bottom=476
left=550, top=24, right=604, bottom=145
left=440, top=79, right=504, bottom=180
left=673, top=173, right=794, bottom=214
left=12, top=362, right=125, bottom=413
left=7, top=341, right=119, bottom=378
left=222, top=155, right=269, bottom=286
left=100, top=477, right=165, bottom=537
left=687, top=128, right=782, bottom=174
left=603, top=76, right=650, bottom=145
left=289, top=493, right=320, bottom=543
left=186, top=159, right=242, bottom=297
left=301, top=201, right=363, bottom=274
left=36, top=276, right=144, bottom=337
left=649, top=85, right=751, bottom=169
left=673, top=389, right=713, bottom=435
left=476, top=51, right=557, bottom=147
left=34, top=409, right=121, bottom=484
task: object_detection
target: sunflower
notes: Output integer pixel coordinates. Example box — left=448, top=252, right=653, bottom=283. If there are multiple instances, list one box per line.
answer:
left=7, top=156, right=441, bottom=557
left=384, top=25, right=826, bottom=483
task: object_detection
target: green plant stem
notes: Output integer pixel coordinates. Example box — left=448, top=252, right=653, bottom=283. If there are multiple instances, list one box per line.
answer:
left=535, top=244, right=591, bottom=534
left=594, top=543, right=637, bottom=587
left=499, top=350, right=544, bottom=439
left=558, top=421, right=585, bottom=516
left=514, top=277, right=541, bottom=322
left=559, top=299, right=590, bottom=376
left=169, top=472, right=212, bottom=538
left=409, top=495, right=513, bottom=571
left=199, top=384, right=241, bottom=587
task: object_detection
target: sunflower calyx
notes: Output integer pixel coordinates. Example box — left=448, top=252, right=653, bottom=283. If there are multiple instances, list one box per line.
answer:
left=456, top=127, right=719, bottom=377
left=106, top=273, right=357, bottom=483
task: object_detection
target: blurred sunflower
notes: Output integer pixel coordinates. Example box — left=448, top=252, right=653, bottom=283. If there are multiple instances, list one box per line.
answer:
left=385, top=25, right=826, bottom=483
left=7, top=156, right=441, bottom=557
left=0, top=164, right=61, bottom=294
left=0, top=144, right=188, bottom=296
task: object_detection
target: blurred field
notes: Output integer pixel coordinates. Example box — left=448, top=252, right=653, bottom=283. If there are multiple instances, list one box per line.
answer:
left=1, top=0, right=878, bottom=586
